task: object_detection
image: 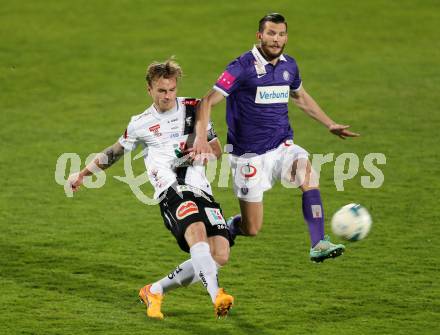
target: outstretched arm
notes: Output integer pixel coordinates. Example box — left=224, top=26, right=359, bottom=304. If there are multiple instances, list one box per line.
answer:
left=291, top=87, right=359, bottom=139
left=193, top=89, right=225, bottom=155
left=68, top=141, right=125, bottom=192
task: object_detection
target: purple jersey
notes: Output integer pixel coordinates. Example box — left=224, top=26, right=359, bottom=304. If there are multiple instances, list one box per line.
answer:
left=213, top=46, right=302, bottom=156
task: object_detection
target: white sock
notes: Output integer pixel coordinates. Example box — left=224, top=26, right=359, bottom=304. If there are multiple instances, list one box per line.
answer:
left=189, top=242, right=219, bottom=303
left=150, top=259, right=200, bottom=295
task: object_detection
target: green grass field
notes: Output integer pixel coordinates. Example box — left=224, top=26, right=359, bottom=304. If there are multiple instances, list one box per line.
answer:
left=1, top=0, right=439, bottom=334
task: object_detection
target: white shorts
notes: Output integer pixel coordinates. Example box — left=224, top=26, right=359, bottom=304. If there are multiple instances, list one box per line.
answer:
left=229, top=140, right=309, bottom=202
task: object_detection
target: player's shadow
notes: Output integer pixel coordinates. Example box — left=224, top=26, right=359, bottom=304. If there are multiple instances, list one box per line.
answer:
left=152, top=305, right=271, bottom=335
left=162, top=307, right=271, bottom=335
left=228, top=312, right=272, bottom=335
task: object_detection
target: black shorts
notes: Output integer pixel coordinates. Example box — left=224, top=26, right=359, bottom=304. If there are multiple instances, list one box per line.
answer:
left=159, top=184, right=233, bottom=253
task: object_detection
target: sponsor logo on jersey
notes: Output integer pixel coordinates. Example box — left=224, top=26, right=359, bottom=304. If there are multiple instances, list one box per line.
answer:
left=255, top=85, right=289, bottom=104
left=176, top=201, right=199, bottom=220
left=149, top=124, right=161, bottom=137
left=240, top=164, right=257, bottom=178
left=183, top=98, right=199, bottom=106
left=176, top=185, right=212, bottom=202
left=149, top=124, right=160, bottom=132
left=216, top=71, right=236, bottom=91
left=312, top=205, right=323, bottom=218
left=205, top=207, right=226, bottom=226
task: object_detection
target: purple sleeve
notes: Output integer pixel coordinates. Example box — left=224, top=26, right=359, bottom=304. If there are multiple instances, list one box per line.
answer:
left=213, top=59, right=244, bottom=96
left=290, top=64, right=302, bottom=92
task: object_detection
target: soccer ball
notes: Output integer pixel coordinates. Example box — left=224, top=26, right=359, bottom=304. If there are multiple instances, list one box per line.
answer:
left=330, top=203, right=372, bottom=241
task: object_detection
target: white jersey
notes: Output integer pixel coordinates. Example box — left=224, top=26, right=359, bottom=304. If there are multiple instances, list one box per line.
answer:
left=118, top=97, right=216, bottom=199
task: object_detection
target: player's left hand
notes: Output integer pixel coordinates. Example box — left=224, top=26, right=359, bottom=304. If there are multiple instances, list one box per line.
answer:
left=192, top=136, right=213, bottom=155
left=185, top=150, right=216, bottom=166
left=329, top=124, right=360, bottom=139
left=191, top=136, right=214, bottom=165
left=67, top=172, right=84, bottom=192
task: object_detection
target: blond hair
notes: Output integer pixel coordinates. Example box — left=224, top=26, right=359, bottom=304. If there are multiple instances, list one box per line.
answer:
left=146, top=58, right=183, bottom=86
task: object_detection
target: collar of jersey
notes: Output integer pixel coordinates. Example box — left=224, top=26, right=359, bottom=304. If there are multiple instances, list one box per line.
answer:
left=151, top=98, right=179, bottom=119
left=252, top=45, right=287, bottom=66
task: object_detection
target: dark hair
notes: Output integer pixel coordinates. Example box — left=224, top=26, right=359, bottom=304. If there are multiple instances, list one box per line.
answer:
left=258, top=13, right=287, bottom=33
left=146, top=58, right=183, bottom=86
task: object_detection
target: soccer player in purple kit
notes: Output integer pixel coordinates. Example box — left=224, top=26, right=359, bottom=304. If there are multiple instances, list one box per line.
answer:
left=193, top=13, right=359, bottom=262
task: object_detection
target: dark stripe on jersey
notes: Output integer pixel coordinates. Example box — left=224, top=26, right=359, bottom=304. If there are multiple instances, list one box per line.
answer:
left=177, top=99, right=198, bottom=180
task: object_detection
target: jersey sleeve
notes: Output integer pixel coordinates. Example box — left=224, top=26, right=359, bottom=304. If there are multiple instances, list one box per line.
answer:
left=290, top=63, right=302, bottom=92
left=213, top=59, right=244, bottom=97
left=207, top=120, right=217, bottom=142
left=118, top=118, right=140, bottom=152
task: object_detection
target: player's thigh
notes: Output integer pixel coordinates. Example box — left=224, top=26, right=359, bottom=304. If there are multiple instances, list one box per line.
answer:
left=201, top=199, right=233, bottom=250
left=208, top=235, right=230, bottom=266
left=239, top=199, right=263, bottom=236
left=160, top=187, right=209, bottom=252
left=290, top=158, right=320, bottom=191
left=184, top=222, right=208, bottom=248
left=279, top=144, right=312, bottom=189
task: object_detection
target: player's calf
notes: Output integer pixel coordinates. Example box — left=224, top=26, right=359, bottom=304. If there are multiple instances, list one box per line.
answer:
left=209, top=236, right=230, bottom=266
left=238, top=200, right=263, bottom=236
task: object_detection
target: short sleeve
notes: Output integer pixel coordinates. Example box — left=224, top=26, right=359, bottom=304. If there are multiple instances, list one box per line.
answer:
left=290, top=63, right=302, bottom=92
left=213, top=59, right=244, bottom=96
left=118, top=118, right=139, bottom=151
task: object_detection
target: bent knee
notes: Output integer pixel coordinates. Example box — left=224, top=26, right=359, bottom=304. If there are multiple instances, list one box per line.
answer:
left=212, top=250, right=230, bottom=266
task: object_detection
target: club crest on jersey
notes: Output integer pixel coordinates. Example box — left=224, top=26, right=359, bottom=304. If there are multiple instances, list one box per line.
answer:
left=174, top=141, right=186, bottom=158
left=283, top=70, right=290, bottom=81
left=176, top=201, right=199, bottom=220
left=240, top=164, right=257, bottom=178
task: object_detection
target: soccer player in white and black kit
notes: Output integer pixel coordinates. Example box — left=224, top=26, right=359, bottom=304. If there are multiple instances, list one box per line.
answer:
left=68, top=60, right=234, bottom=319
left=193, top=13, right=359, bottom=262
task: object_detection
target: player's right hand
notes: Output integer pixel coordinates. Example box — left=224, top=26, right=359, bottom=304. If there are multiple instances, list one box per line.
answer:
left=329, top=124, right=360, bottom=139
left=67, top=172, right=84, bottom=192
